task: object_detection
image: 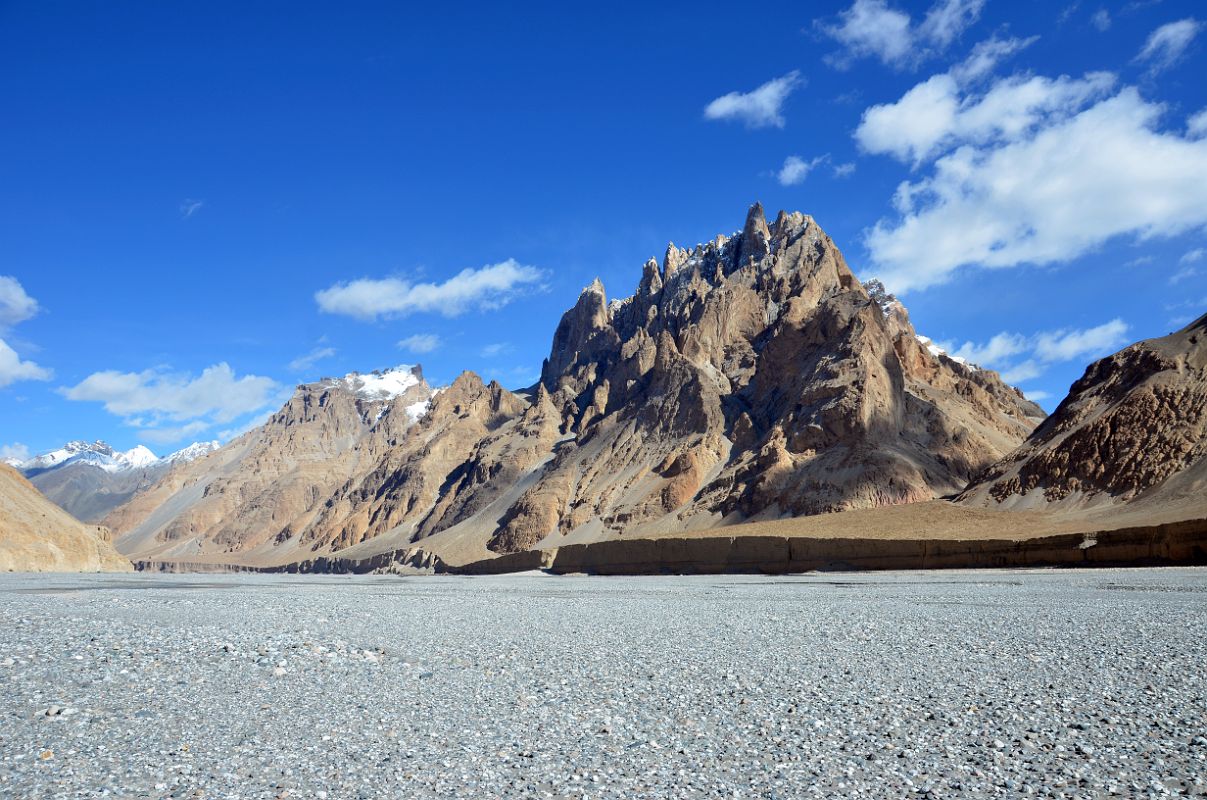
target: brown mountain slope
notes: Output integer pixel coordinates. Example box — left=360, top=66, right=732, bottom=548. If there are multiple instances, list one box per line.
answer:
left=105, top=367, right=435, bottom=563
left=109, top=204, right=1046, bottom=568
left=960, top=312, right=1207, bottom=518
left=0, top=464, right=131, bottom=572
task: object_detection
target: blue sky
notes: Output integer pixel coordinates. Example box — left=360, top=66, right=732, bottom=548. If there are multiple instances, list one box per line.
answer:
left=2, top=0, right=1206, bottom=459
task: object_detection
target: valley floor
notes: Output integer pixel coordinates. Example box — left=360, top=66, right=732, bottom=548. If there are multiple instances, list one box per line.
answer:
left=1, top=570, right=1205, bottom=798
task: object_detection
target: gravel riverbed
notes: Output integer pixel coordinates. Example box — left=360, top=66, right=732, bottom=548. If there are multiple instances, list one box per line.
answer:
left=1, top=569, right=1205, bottom=799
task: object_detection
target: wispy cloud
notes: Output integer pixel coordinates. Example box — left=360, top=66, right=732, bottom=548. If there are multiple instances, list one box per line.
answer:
left=289, top=345, right=337, bottom=373
left=0, top=442, right=30, bottom=463
left=316, top=259, right=544, bottom=321
left=180, top=199, right=205, bottom=219
left=819, top=0, right=984, bottom=69
left=1136, top=18, right=1202, bottom=74
left=1090, top=9, right=1112, bottom=31
left=1170, top=247, right=1205, bottom=284
left=704, top=71, right=802, bottom=129
left=398, top=333, right=441, bottom=354
left=833, top=162, right=857, bottom=178
left=480, top=342, right=512, bottom=358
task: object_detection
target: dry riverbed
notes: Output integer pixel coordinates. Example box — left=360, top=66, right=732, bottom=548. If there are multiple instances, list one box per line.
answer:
left=1, top=570, right=1205, bottom=798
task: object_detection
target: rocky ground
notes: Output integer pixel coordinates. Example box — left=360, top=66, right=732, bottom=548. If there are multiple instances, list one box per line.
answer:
left=1, top=570, right=1205, bottom=799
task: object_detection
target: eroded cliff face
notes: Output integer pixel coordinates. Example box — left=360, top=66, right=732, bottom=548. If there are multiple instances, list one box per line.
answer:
left=482, top=203, right=1043, bottom=552
left=961, top=313, right=1207, bottom=511
left=109, top=204, right=1045, bottom=566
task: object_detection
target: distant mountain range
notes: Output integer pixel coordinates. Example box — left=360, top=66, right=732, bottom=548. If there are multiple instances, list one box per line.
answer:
left=7, top=439, right=220, bottom=522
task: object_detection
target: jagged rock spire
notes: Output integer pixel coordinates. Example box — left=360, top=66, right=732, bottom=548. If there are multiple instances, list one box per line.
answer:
left=738, top=201, right=771, bottom=265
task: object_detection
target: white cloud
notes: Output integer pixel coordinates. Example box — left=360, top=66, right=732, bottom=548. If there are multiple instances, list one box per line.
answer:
left=1170, top=249, right=1205, bottom=284
left=397, top=333, right=441, bottom=354
left=316, top=259, right=543, bottom=321
left=0, top=276, right=39, bottom=329
left=949, top=35, right=1038, bottom=83
left=1090, top=9, right=1112, bottom=31
left=918, top=0, right=985, bottom=48
left=0, top=276, right=51, bottom=388
left=139, top=421, right=211, bottom=445
left=1033, top=319, right=1130, bottom=362
left=703, top=71, right=802, bottom=129
left=856, top=71, right=1115, bottom=165
left=778, top=155, right=827, bottom=186
left=1, top=443, right=30, bottom=462
left=61, top=363, right=280, bottom=432
left=1136, top=18, right=1202, bottom=74
left=1190, top=108, right=1207, bottom=139
left=1001, top=360, right=1043, bottom=384
left=180, top=199, right=204, bottom=219
left=833, top=162, right=857, bottom=178
left=1022, top=389, right=1051, bottom=402
left=942, top=319, right=1130, bottom=386
left=480, top=342, right=512, bottom=358
left=289, top=346, right=337, bottom=373
left=864, top=86, right=1207, bottom=291
left=820, top=0, right=983, bottom=69
left=0, top=338, right=51, bottom=388
left=946, top=331, right=1028, bottom=365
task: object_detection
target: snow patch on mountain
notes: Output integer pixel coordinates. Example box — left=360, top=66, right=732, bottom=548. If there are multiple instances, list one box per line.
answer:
left=327, top=366, right=423, bottom=401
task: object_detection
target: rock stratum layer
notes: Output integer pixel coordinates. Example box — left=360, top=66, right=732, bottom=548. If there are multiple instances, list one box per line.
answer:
left=961, top=312, right=1207, bottom=515
left=0, top=464, right=131, bottom=572
left=109, top=204, right=1045, bottom=567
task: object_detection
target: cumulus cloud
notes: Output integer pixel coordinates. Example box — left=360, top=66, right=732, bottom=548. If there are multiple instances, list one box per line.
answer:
left=1136, top=18, right=1202, bottom=74
left=0, top=338, right=52, bottom=388
left=316, top=259, right=544, bottom=321
left=777, top=155, right=828, bottom=186
left=0, top=276, right=39, bottom=329
left=863, top=82, right=1207, bottom=291
left=0, top=277, right=50, bottom=388
left=856, top=71, right=1115, bottom=165
left=288, top=345, right=337, bottom=373
left=397, top=333, right=441, bottom=354
left=820, top=0, right=984, bottom=69
left=943, top=319, right=1130, bottom=386
left=61, top=362, right=281, bottom=443
left=703, top=71, right=802, bottom=129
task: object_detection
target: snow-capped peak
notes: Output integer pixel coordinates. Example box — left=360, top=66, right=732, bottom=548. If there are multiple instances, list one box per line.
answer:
left=13, top=439, right=222, bottom=475
left=326, top=365, right=423, bottom=401
left=164, top=440, right=221, bottom=463
left=119, top=445, right=159, bottom=469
